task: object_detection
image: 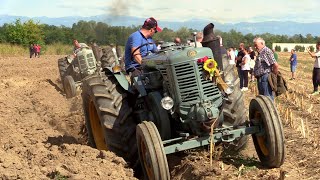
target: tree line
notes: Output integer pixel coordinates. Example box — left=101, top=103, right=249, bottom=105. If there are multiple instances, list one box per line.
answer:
left=1, top=19, right=320, bottom=49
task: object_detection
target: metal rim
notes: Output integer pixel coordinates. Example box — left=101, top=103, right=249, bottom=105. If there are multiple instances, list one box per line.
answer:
left=138, top=134, right=155, bottom=178
left=88, top=99, right=107, bottom=150
left=254, top=111, right=269, bottom=156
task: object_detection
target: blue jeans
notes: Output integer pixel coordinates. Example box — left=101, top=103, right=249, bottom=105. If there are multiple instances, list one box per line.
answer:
left=257, top=73, right=274, bottom=100
left=237, top=67, right=243, bottom=88
left=290, top=64, right=297, bottom=72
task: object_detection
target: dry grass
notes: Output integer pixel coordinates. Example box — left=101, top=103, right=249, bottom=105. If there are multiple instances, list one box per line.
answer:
left=0, top=43, right=28, bottom=57
left=0, top=43, right=72, bottom=57
left=277, top=52, right=314, bottom=73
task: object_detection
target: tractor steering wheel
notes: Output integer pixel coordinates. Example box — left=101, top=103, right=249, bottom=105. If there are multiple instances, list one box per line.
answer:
left=130, top=42, right=155, bottom=61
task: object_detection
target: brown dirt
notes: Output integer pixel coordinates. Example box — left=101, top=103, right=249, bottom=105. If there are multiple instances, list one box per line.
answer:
left=0, top=56, right=136, bottom=179
left=0, top=55, right=319, bottom=179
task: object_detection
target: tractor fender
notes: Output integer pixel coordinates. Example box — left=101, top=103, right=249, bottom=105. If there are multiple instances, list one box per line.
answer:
left=104, top=67, right=130, bottom=91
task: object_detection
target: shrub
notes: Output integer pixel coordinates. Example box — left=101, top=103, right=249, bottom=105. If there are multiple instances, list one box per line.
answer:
left=308, top=46, right=315, bottom=52
left=275, top=45, right=281, bottom=52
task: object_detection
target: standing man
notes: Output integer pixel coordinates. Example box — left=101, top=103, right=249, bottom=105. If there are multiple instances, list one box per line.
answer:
left=253, top=37, right=279, bottom=100
left=29, top=44, right=34, bottom=58
left=124, top=17, right=162, bottom=76
left=289, top=49, right=297, bottom=80
left=307, top=42, right=320, bottom=96
left=273, top=48, right=279, bottom=61
left=236, top=43, right=245, bottom=88
left=195, top=32, right=203, bottom=47
left=249, top=46, right=256, bottom=82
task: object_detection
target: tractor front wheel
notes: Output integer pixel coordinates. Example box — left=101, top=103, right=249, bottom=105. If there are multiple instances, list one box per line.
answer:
left=64, top=75, right=77, bottom=98
left=136, top=121, right=170, bottom=180
left=249, top=95, right=285, bottom=168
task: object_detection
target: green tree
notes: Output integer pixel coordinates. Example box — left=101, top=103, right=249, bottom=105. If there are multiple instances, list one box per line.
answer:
left=3, top=19, right=44, bottom=46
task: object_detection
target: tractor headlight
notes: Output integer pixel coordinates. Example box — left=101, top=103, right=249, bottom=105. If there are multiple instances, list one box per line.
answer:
left=161, top=96, right=174, bottom=110
left=225, top=81, right=235, bottom=95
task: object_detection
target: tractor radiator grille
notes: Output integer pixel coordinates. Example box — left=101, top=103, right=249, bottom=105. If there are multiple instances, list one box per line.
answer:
left=174, top=62, right=220, bottom=103
left=86, top=53, right=95, bottom=68
left=197, top=63, right=220, bottom=98
left=78, top=55, right=87, bottom=70
left=78, top=53, right=95, bottom=71
left=158, top=67, right=171, bottom=93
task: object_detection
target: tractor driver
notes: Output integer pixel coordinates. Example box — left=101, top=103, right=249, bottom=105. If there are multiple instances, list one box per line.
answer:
left=124, top=17, right=162, bottom=77
left=73, top=39, right=88, bottom=57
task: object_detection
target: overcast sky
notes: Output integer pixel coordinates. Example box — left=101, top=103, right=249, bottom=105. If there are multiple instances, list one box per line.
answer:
left=1, top=0, right=319, bottom=23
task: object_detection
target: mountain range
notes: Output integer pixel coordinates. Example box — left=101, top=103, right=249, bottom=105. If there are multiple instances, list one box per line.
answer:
left=0, top=14, right=319, bottom=36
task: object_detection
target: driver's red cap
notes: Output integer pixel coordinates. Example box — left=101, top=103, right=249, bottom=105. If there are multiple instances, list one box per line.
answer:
left=143, top=17, right=162, bottom=32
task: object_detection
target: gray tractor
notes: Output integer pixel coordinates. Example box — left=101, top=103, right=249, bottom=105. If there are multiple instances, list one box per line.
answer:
left=81, top=24, right=285, bottom=179
left=58, top=44, right=98, bottom=98
left=58, top=43, right=122, bottom=98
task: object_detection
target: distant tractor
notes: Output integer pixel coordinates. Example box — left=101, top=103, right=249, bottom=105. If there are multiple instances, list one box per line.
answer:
left=81, top=24, right=285, bottom=179
left=58, top=43, right=122, bottom=98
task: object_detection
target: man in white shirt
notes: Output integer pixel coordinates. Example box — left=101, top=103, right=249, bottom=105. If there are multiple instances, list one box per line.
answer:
left=307, top=41, right=320, bottom=95
left=195, top=32, right=203, bottom=47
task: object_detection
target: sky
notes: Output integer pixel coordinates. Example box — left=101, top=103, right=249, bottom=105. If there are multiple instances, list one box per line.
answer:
left=1, top=0, right=319, bottom=23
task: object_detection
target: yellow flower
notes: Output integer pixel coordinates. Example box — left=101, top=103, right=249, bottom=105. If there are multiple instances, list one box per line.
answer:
left=203, top=59, right=218, bottom=77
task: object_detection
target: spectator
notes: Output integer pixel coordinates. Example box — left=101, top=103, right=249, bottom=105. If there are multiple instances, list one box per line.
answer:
left=124, top=17, right=161, bottom=77
left=253, top=37, right=279, bottom=100
left=248, top=46, right=256, bottom=82
left=236, top=43, right=245, bottom=88
left=273, top=48, right=279, bottom=61
left=217, top=36, right=227, bottom=55
left=227, top=48, right=236, bottom=65
left=289, top=49, right=297, bottom=80
left=306, top=42, right=320, bottom=96
left=29, top=44, right=34, bottom=58
left=34, top=44, right=41, bottom=58
left=195, top=32, right=203, bottom=47
left=240, top=48, right=251, bottom=91
left=233, top=47, right=238, bottom=57
left=174, top=37, right=181, bottom=45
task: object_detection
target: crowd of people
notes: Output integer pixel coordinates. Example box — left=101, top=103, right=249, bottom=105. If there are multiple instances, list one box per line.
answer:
left=29, top=44, right=41, bottom=58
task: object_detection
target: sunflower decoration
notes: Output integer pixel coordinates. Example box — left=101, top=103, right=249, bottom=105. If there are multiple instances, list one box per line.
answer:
left=203, top=58, right=218, bottom=80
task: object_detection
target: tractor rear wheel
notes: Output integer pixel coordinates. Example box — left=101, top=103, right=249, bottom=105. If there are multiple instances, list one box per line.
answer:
left=81, top=74, right=138, bottom=168
left=249, top=95, right=285, bottom=168
left=222, top=55, right=248, bottom=150
left=136, top=121, right=170, bottom=180
left=100, top=46, right=116, bottom=69
left=64, top=75, right=77, bottom=98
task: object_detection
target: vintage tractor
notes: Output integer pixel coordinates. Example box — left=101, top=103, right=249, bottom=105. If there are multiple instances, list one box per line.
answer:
left=57, top=44, right=98, bottom=98
left=81, top=25, right=285, bottom=179
left=58, top=43, right=122, bottom=98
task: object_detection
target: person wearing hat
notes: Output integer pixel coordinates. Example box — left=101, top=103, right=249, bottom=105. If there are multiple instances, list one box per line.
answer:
left=201, top=23, right=224, bottom=68
left=124, top=17, right=162, bottom=76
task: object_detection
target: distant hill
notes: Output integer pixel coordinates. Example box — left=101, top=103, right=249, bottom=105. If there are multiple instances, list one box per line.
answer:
left=0, top=14, right=319, bottom=36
